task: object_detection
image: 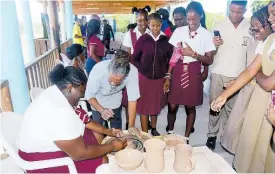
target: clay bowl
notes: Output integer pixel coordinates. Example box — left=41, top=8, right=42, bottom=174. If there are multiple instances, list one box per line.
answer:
left=114, top=149, right=143, bottom=171
left=163, top=134, right=187, bottom=146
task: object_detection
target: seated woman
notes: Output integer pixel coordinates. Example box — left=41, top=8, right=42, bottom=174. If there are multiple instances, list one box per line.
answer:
left=17, top=64, right=127, bottom=173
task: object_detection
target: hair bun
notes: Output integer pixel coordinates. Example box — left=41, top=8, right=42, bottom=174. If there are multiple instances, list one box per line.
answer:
left=48, top=64, right=67, bottom=85
left=132, top=7, right=138, bottom=14
left=144, top=6, right=151, bottom=12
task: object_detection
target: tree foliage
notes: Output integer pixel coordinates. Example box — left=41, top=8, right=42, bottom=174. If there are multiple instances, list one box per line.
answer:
left=251, top=0, right=269, bottom=13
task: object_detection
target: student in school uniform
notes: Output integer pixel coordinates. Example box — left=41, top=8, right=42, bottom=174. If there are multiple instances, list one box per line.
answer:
left=163, top=1, right=215, bottom=142
left=132, top=13, right=173, bottom=136
left=221, top=6, right=273, bottom=154
left=86, top=19, right=105, bottom=75
left=122, top=6, right=151, bottom=130
left=211, top=1, right=275, bottom=171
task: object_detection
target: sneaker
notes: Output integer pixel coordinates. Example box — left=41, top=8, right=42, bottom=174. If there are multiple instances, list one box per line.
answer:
left=166, top=125, right=174, bottom=134
left=206, top=136, right=217, bottom=150
left=151, top=129, right=160, bottom=136
left=191, top=127, right=195, bottom=134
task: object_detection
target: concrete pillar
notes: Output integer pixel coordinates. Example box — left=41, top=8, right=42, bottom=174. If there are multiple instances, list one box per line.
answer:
left=0, top=0, right=30, bottom=113
left=65, top=0, right=73, bottom=40
left=15, top=0, right=36, bottom=64
left=59, top=1, right=67, bottom=42
left=48, top=1, right=61, bottom=52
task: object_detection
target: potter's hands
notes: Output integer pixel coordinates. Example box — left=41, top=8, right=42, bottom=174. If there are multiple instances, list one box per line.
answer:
left=104, top=128, right=124, bottom=138
left=111, top=139, right=127, bottom=152
left=163, top=79, right=170, bottom=93
left=99, top=108, right=114, bottom=120
left=224, top=80, right=235, bottom=89
left=213, top=36, right=223, bottom=48
left=267, top=103, right=275, bottom=126
left=111, top=128, right=124, bottom=138
left=128, top=127, right=141, bottom=138
left=211, top=95, right=227, bottom=112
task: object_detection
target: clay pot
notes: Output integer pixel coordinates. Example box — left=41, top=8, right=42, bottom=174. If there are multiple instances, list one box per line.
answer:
left=144, top=139, right=166, bottom=173
left=114, top=149, right=143, bottom=171
left=173, top=144, right=195, bottom=173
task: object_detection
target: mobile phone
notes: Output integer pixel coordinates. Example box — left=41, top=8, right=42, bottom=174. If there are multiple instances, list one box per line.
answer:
left=214, top=30, right=221, bottom=37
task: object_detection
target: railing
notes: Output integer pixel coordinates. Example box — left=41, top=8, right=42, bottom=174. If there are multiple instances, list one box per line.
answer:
left=34, top=38, right=51, bottom=57
left=60, top=39, right=72, bottom=54
left=25, top=39, right=72, bottom=90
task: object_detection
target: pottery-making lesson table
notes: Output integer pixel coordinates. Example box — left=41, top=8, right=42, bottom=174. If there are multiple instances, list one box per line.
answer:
left=95, top=146, right=236, bottom=173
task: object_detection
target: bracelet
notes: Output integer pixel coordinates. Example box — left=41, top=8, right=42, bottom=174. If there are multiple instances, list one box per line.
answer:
left=164, top=75, right=171, bottom=79
left=165, top=73, right=171, bottom=76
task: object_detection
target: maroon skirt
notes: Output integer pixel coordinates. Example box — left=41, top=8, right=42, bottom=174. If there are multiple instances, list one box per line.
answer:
left=137, top=73, right=167, bottom=115
left=168, top=61, right=203, bottom=106
left=19, top=128, right=103, bottom=173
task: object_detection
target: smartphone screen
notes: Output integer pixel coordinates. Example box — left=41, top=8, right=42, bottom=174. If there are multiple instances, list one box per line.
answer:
left=214, top=30, right=221, bottom=37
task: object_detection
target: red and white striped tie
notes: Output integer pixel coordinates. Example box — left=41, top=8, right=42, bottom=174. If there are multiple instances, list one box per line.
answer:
left=181, top=64, right=189, bottom=89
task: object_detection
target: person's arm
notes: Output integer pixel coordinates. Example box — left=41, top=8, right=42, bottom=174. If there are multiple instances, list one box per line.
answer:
left=126, top=47, right=131, bottom=56
left=88, top=98, right=104, bottom=114
left=256, top=70, right=275, bottom=92
left=128, top=101, right=137, bottom=127
left=181, top=44, right=214, bottom=65
left=126, top=67, right=140, bottom=129
left=55, top=136, right=126, bottom=161
left=221, top=55, right=262, bottom=98
left=211, top=54, right=263, bottom=111
left=85, top=121, right=122, bottom=137
left=55, top=137, right=112, bottom=161
left=89, top=44, right=101, bottom=62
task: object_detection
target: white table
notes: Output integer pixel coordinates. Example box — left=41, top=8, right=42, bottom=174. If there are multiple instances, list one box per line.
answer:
left=96, top=146, right=236, bottom=174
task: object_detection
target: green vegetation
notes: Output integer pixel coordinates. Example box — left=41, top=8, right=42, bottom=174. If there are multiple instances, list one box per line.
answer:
left=251, top=0, right=269, bottom=13
left=205, top=13, right=225, bottom=31
left=112, top=14, right=132, bottom=33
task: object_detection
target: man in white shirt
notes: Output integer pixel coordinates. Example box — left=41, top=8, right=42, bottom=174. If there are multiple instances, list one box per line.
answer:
left=85, top=50, right=141, bottom=136
left=207, top=0, right=251, bottom=150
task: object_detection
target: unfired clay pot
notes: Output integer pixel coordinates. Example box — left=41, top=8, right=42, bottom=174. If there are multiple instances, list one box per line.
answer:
left=144, top=139, right=166, bottom=173
left=114, top=149, right=143, bottom=171
left=173, top=144, right=195, bottom=173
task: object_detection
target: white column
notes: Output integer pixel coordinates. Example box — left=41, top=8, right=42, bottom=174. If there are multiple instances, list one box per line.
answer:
left=65, top=0, right=73, bottom=40
left=0, top=0, right=30, bottom=113
left=15, top=0, right=36, bottom=64
left=59, top=1, right=67, bottom=42
left=48, top=1, right=55, bottom=48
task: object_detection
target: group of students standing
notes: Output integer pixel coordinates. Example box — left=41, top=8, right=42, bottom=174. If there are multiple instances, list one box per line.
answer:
left=121, top=2, right=215, bottom=139
left=123, top=0, right=275, bottom=172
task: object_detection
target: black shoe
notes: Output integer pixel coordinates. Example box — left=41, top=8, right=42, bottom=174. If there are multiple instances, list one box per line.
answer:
left=166, top=125, right=169, bottom=133
left=206, top=136, right=217, bottom=150
left=148, top=121, right=152, bottom=130
left=166, top=125, right=174, bottom=134
left=191, top=127, right=195, bottom=133
left=151, top=129, right=160, bottom=136
left=125, top=122, right=129, bottom=130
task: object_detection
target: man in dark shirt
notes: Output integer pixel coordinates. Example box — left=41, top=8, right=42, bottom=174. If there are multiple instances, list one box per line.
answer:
left=102, top=19, right=115, bottom=50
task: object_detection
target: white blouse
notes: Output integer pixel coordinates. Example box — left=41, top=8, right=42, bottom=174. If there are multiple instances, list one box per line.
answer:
left=169, top=26, right=216, bottom=63
left=122, top=27, right=150, bottom=54
left=17, top=86, right=85, bottom=153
